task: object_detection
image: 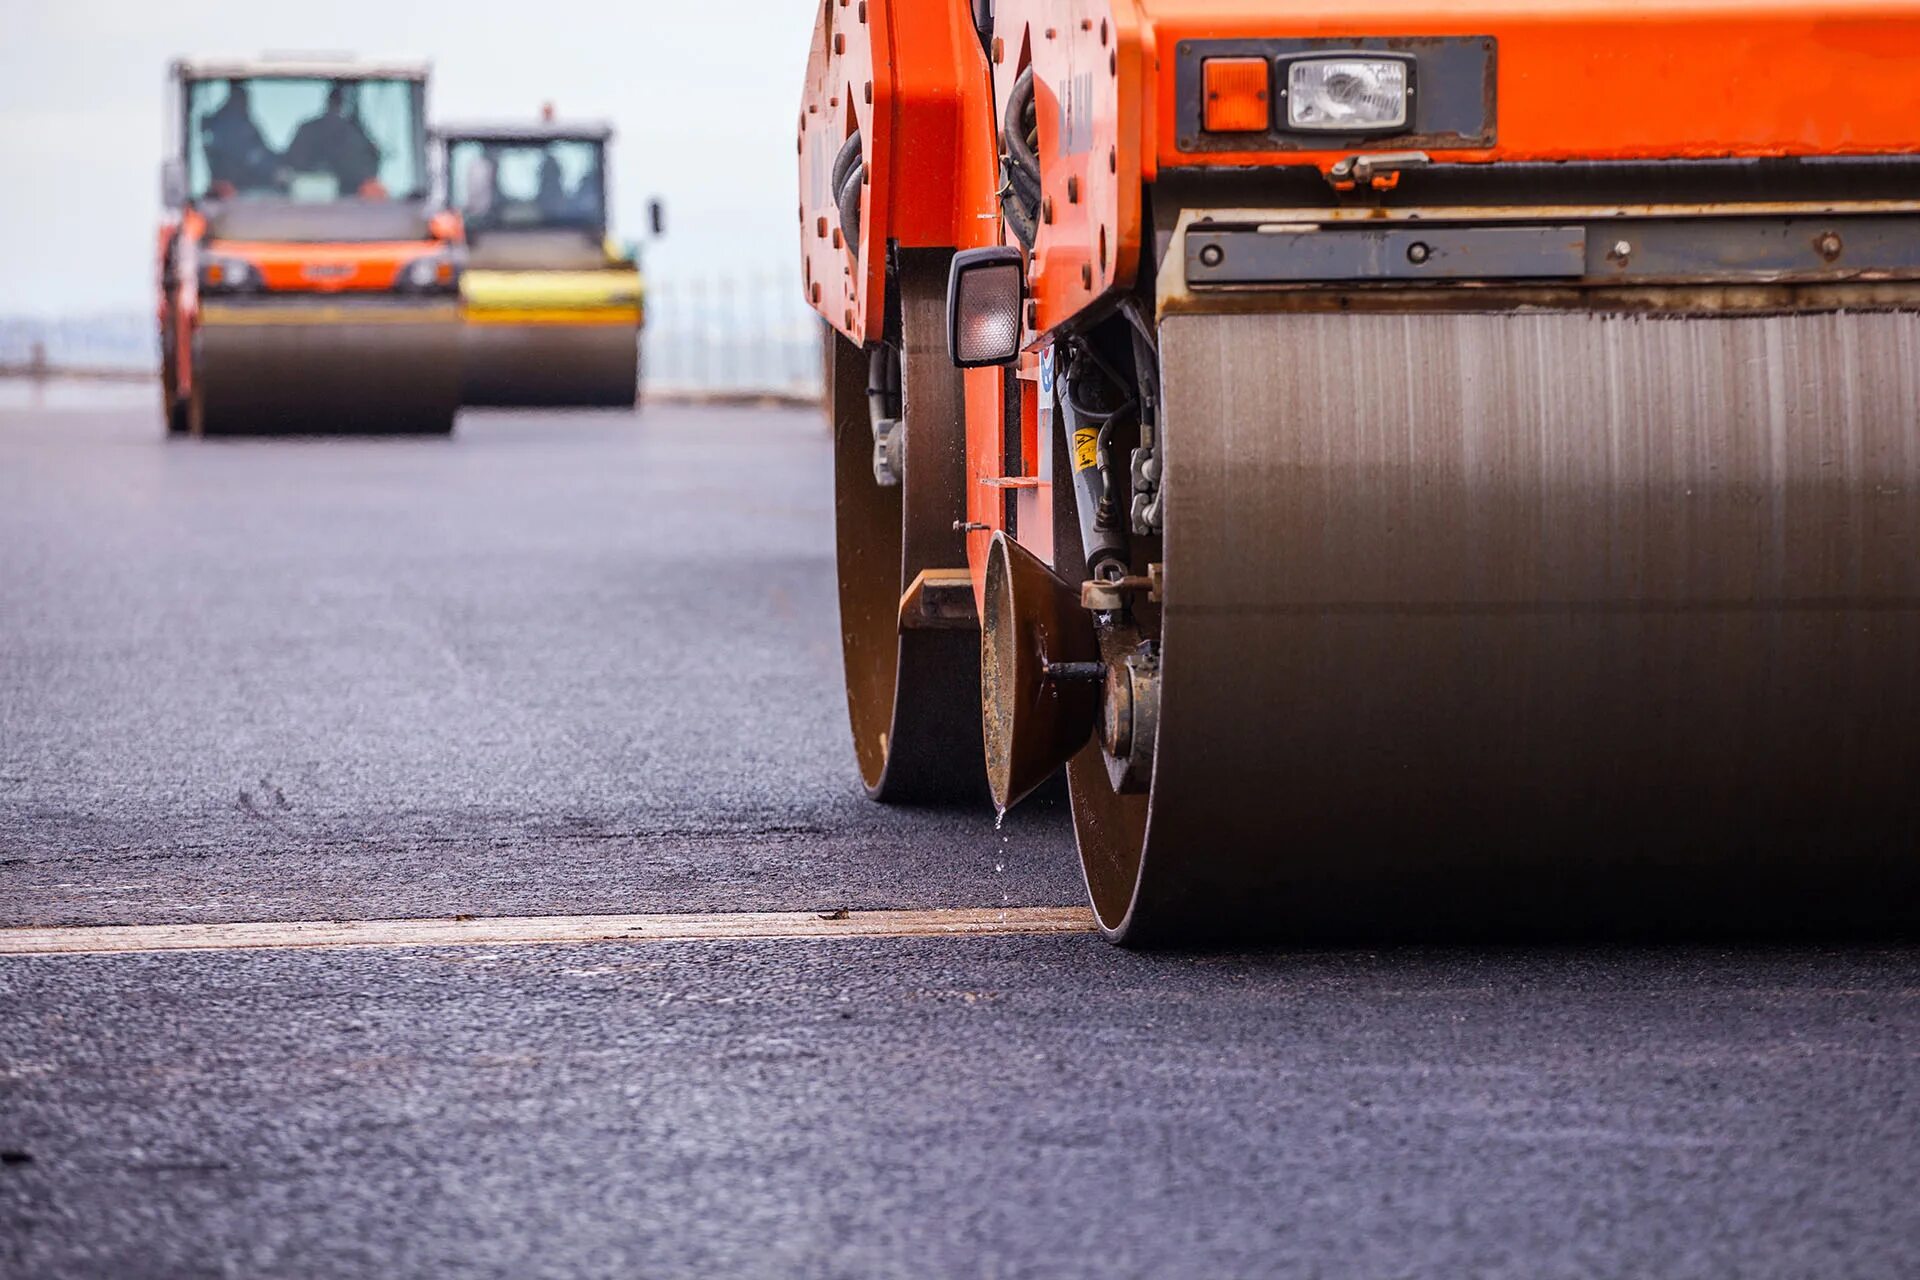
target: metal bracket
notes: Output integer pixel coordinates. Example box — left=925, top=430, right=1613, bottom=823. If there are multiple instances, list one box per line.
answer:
left=1080, top=564, right=1163, bottom=612
left=898, top=568, right=978, bottom=631
left=1327, top=150, right=1431, bottom=192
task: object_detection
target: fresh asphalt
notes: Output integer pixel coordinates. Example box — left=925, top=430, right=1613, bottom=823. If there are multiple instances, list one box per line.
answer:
left=2, top=385, right=1916, bottom=1278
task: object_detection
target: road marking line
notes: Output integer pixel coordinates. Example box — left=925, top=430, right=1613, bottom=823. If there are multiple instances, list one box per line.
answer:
left=0, top=907, right=1098, bottom=957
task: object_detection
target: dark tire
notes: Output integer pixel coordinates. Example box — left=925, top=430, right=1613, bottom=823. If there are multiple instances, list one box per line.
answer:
left=160, top=316, right=189, bottom=435
left=830, top=251, right=986, bottom=804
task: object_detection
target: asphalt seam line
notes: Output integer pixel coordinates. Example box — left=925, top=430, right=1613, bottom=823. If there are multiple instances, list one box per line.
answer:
left=0, top=907, right=1099, bottom=957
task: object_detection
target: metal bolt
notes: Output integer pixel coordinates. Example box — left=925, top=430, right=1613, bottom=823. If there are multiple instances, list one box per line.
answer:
left=1198, top=243, right=1223, bottom=268
left=1406, top=242, right=1431, bottom=265
left=1610, top=240, right=1633, bottom=261
left=1817, top=232, right=1844, bottom=262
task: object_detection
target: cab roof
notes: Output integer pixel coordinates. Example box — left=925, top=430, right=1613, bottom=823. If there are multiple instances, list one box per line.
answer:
left=434, top=121, right=615, bottom=145
left=172, top=55, right=430, bottom=83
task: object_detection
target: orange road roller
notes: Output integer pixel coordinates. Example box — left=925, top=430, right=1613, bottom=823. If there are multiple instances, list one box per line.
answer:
left=438, top=116, right=660, bottom=408
left=800, top=1, right=1920, bottom=943
left=157, top=56, right=463, bottom=436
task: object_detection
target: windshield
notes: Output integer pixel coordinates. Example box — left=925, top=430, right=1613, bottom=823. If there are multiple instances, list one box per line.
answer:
left=448, top=138, right=606, bottom=234
left=185, top=76, right=426, bottom=203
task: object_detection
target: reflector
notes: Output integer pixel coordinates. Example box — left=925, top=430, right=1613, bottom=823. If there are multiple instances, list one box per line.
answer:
left=1203, top=57, right=1270, bottom=132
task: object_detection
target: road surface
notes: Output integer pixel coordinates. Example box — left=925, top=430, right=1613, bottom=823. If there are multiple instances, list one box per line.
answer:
left=2, top=385, right=1916, bottom=1278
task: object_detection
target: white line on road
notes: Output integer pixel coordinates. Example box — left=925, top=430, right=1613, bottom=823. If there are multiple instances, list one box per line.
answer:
left=0, top=906, right=1099, bottom=957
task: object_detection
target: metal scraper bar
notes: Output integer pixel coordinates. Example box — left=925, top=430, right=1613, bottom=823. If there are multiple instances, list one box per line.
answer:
left=1186, top=224, right=1587, bottom=283
left=1183, top=214, right=1920, bottom=287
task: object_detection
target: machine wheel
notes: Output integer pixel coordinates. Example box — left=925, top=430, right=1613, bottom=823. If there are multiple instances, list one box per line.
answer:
left=160, top=321, right=189, bottom=435
left=185, top=348, right=215, bottom=438
left=1044, top=307, right=1920, bottom=946
left=829, top=251, right=985, bottom=803
left=393, top=410, right=457, bottom=436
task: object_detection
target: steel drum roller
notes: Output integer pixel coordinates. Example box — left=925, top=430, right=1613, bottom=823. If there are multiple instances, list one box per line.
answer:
left=1070, top=307, right=1920, bottom=943
left=461, top=319, right=639, bottom=408
left=458, top=268, right=642, bottom=408
left=193, top=302, right=463, bottom=435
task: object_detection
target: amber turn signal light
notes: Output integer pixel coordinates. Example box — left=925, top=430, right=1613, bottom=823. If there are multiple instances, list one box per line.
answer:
left=1203, top=57, right=1270, bottom=132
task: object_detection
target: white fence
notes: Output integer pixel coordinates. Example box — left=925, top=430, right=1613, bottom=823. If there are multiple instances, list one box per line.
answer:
left=0, top=314, right=156, bottom=377
left=0, top=273, right=824, bottom=400
left=644, top=275, right=822, bottom=401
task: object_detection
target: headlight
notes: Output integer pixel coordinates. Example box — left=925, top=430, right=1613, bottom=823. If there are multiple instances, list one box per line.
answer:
left=945, top=247, right=1024, bottom=368
left=1285, top=56, right=1410, bottom=132
left=396, top=253, right=460, bottom=292
left=199, top=255, right=257, bottom=291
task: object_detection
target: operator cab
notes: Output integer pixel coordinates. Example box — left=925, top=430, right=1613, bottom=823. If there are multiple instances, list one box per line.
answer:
left=437, top=121, right=659, bottom=270
left=165, top=57, right=435, bottom=243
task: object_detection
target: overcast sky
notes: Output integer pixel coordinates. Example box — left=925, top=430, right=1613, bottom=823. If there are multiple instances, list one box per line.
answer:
left=0, top=0, right=818, bottom=315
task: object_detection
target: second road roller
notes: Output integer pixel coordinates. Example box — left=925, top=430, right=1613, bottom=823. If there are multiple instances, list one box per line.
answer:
left=438, top=114, right=660, bottom=408
left=158, top=55, right=464, bottom=435
left=798, top=1, right=1920, bottom=943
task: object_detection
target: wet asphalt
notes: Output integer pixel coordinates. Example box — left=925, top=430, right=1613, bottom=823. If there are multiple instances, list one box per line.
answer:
left=2, top=385, right=1917, bottom=1279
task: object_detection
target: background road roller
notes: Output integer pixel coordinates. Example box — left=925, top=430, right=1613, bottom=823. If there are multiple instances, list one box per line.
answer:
left=800, top=1, right=1920, bottom=943
left=158, top=56, right=464, bottom=436
left=438, top=116, right=658, bottom=408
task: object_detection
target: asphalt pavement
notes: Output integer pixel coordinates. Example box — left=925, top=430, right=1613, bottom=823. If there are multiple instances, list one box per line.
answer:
left=2, top=385, right=1917, bottom=1279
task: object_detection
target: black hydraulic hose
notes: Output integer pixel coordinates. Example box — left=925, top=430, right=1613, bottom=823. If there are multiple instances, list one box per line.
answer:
left=833, top=132, right=865, bottom=250
left=831, top=131, right=862, bottom=197
left=1000, top=67, right=1041, bottom=248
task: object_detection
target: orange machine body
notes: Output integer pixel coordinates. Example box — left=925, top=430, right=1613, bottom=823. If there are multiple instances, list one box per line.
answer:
left=799, top=0, right=1920, bottom=598
left=195, top=236, right=455, bottom=294
left=1004, top=0, right=1920, bottom=332
left=797, top=0, right=1002, bottom=347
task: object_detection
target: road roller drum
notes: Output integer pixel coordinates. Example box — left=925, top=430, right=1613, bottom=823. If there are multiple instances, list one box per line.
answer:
left=827, top=253, right=987, bottom=803
left=1053, top=303, right=1920, bottom=942
left=193, top=299, right=461, bottom=434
